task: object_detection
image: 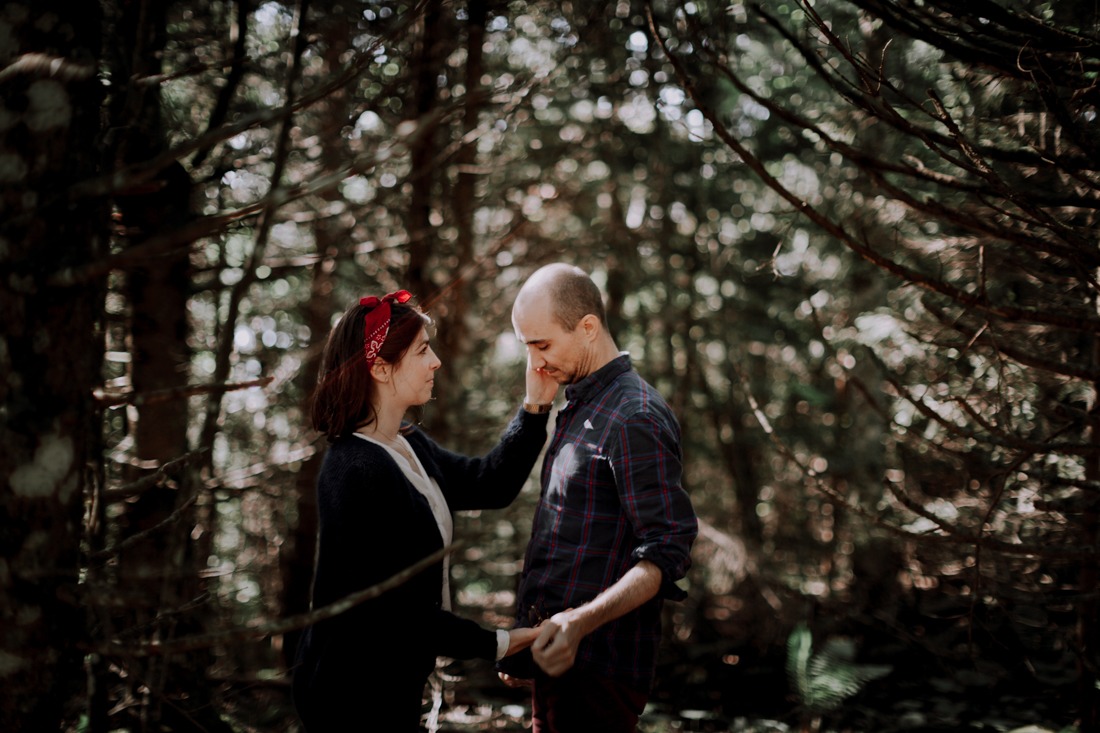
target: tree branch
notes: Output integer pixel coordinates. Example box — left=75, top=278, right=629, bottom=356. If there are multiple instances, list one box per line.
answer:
left=97, top=544, right=461, bottom=656
left=93, top=376, right=273, bottom=408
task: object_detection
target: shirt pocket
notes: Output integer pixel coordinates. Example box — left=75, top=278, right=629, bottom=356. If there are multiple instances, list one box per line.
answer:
left=546, top=439, right=622, bottom=544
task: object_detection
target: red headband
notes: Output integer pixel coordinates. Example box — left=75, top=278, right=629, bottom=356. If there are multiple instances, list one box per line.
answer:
left=360, top=290, right=413, bottom=368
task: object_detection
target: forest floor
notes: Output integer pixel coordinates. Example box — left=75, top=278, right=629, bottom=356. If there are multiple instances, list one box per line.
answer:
left=225, top=640, right=1080, bottom=732
left=427, top=689, right=1076, bottom=733
left=420, top=657, right=1080, bottom=733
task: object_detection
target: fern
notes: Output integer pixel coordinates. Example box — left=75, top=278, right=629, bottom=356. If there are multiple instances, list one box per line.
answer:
left=786, top=624, right=892, bottom=715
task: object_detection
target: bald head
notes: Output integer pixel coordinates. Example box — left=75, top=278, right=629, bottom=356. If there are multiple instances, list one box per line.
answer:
left=515, top=263, right=608, bottom=333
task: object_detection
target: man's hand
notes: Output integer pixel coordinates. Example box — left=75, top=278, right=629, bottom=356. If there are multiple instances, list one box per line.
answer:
left=529, top=563, right=662, bottom=678
left=531, top=609, right=586, bottom=677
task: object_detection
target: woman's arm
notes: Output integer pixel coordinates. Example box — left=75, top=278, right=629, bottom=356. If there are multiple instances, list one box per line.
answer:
left=409, top=407, right=549, bottom=511
left=410, top=355, right=558, bottom=510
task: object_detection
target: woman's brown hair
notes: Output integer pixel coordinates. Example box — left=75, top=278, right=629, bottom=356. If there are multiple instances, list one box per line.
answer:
left=310, top=297, right=430, bottom=441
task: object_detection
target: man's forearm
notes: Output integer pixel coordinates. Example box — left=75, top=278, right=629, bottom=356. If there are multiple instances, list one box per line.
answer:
left=532, top=560, right=664, bottom=676
left=568, top=559, right=662, bottom=636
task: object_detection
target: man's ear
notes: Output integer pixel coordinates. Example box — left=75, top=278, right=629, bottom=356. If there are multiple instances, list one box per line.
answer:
left=580, top=314, right=600, bottom=341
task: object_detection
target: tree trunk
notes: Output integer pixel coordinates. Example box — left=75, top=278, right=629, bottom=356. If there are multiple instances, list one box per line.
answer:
left=406, top=0, right=445, bottom=430
left=0, top=2, right=107, bottom=729
left=432, top=0, right=486, bottom=445
left=102, top=0, right=212, bottom=726
left=1080, top=336, right=1100, bottom=733
left=278, top=2, right=353, bottom=668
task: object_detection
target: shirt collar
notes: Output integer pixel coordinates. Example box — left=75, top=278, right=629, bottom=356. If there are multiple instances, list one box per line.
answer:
left=564, top=352, right=632, bottom=405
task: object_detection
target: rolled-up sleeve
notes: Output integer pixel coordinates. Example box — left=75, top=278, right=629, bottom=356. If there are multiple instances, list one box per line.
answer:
left=611, top=413, right=698, bottom=601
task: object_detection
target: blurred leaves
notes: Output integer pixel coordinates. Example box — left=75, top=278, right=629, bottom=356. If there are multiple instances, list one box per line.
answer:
left=786, top=623, right=891, bottom=716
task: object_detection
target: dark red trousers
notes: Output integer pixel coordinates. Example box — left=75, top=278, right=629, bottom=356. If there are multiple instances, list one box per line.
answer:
left=531, top=668, right=649, bottom=733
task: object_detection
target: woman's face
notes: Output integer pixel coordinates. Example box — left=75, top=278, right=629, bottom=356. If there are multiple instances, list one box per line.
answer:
left=390, top=326, right=441, bottom=407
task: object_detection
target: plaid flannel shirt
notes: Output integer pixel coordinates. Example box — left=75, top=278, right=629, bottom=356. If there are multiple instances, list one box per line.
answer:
left=513, top=354, right=697, bottom=690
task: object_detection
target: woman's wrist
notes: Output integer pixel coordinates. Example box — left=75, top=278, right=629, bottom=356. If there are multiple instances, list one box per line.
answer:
left=523, top=401, right=553, bottom=414
left=495, top=629, right=510, bottom=660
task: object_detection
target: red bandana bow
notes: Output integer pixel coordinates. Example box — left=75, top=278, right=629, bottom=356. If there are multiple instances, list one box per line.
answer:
left=360, top=290, right=413, bottom=368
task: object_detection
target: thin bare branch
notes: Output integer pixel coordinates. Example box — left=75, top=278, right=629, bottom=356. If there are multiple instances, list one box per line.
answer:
left=103, top=449, right=212, bottom=501
left=97, top=544, right=460, bottom=656
left=93, top=376, right=273, bottom=408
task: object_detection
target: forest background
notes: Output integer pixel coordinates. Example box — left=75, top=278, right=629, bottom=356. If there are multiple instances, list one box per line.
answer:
left=2, top=1, right=1098, bottom=732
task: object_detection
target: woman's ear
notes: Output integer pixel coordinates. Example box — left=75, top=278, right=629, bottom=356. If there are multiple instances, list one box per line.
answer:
left=370, top=360, right=391, bottom=383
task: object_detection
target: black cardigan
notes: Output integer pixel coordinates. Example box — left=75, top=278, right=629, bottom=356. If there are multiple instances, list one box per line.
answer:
left=293, top=408, right=549, bottom=726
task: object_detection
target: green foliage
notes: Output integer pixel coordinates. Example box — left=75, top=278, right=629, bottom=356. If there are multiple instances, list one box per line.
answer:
left=786, top=624, right=892, bottom=715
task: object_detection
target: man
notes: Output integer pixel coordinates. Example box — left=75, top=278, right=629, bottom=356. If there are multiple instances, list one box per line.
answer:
left=500, top=263, right=698, bottom=732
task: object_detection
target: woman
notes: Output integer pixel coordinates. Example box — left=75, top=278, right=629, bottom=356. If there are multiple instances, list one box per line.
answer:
left=292, top=290, right=557, bottom=732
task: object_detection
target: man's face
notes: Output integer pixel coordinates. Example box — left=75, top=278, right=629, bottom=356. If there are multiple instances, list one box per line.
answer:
left=512, top=295, right=590, bottom=385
